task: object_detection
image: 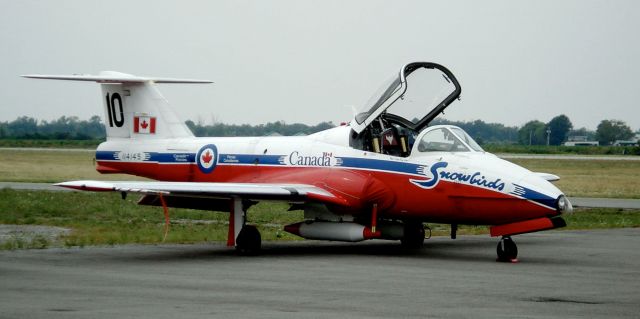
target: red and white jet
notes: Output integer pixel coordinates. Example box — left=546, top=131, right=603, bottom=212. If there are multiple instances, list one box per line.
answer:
left=23, top=62, right=572, bottom=261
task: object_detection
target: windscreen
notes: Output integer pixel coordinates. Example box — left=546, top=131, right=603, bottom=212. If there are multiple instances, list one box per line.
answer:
left=450, top=127, right=484, bottom=152
left=417, top=127, right=470, bottom=152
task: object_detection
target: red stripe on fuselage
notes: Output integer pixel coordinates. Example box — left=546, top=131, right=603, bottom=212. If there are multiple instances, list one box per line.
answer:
left=96, top=160, right=557, bottom=225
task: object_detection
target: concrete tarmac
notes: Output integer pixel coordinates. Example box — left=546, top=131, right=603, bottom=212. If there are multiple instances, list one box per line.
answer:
left=1, top=228, right=639, bottom=318
left=569, top=197, right=640, bottom=209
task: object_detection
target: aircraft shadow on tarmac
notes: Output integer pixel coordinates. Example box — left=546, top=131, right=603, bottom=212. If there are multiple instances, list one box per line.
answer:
left=109, top=237, right=571, bottom=265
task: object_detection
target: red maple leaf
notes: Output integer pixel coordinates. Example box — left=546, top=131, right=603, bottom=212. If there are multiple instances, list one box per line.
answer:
left=141, top=120, right=149, bottom=129
left=201, top=150, right=213, bottom=164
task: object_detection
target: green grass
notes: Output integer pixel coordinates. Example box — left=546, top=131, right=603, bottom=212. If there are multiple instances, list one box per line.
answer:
left=0, top=189, right=302, bottom=249
left=0, top=189, right=638, bottom=250
left=0, top=149, right=146, bottom=182
left=508, top=159, right=640, bottom=199
left=562, top=208, right=640, bottom=230
left=483, top=144, right=640, bottom=156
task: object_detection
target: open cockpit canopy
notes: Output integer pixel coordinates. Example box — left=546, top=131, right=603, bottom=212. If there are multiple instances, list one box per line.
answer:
left=350, top=62, right=461, bottom=134
left=348, top=62, right=462, bottom=157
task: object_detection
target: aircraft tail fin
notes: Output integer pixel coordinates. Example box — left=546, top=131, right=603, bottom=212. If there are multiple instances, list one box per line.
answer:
left=22, top=71, right=212, bottom=140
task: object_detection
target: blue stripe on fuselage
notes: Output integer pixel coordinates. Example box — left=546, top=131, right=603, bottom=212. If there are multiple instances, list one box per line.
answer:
left=511, top=184, right=557, bottom=210
left=336, top=157, right=423, bottom=176
left=218, top=154, right=283, bottom=165
left=95, top=151, right=194, bottom=163
left=96, top=151, right=422, bottom=176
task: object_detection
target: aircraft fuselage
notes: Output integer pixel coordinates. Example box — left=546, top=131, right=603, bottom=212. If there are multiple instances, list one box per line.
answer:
left=96, top=126, right=563, bottom=226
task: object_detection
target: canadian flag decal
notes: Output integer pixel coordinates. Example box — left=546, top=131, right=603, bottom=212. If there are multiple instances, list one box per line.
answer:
left=201, top=150, right=213, bottom=164
left=133, top=116, right=156, bottom=134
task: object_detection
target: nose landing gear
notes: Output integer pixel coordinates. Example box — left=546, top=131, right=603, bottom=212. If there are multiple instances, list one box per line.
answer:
left=496, top=236, right=518, bottom=262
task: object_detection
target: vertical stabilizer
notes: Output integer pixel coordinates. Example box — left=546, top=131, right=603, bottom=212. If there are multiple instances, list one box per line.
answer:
left=22, top=71, right=212, bottom=140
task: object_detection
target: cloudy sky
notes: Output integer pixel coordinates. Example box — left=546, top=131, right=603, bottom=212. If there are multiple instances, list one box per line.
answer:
left=1, top=0, right=639, bottom=131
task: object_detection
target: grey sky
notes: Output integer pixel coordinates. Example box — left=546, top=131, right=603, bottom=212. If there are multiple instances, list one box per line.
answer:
left=1, top=0, right=639, bottom=131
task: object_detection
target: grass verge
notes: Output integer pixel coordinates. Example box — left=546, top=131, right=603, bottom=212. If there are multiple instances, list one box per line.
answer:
left=483, top=144, right=640, bottom=156
left=0, top=189, right=302, bottom=249
left=0, top=149, right=146, bottom=182
left=508, top=158, right=640, bottom=199
left=0, top=189, right=638, bottom=250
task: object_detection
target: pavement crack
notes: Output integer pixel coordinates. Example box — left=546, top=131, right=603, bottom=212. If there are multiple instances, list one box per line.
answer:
left=47, top=308, right=77, bottom=312
left=531, top=297, right=603, bottom=305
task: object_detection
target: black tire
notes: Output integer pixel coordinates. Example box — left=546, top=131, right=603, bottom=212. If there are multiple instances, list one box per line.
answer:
left=401, top=222, right=425, bottom=249
left=496, top=236, right=518, bottom=261
left=236, top=225, right=262, bottom=255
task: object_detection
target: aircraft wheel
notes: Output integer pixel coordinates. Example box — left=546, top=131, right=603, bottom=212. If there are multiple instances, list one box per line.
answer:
left=401, top=222, right=425, bottom=249
left=236, top=225, right=261, bottom=255
left=496, top=236, right=518, bottom=262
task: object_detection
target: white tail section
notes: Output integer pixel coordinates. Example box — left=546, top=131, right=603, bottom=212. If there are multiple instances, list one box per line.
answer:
left=22, top=71, right=212, bottom=140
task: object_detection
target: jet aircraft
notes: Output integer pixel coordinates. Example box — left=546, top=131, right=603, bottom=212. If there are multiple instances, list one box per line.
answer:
left=23, top=62, right=572, bottom=261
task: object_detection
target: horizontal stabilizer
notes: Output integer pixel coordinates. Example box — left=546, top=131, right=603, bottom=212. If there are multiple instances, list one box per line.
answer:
left=22, top=71, right=212, bottom=84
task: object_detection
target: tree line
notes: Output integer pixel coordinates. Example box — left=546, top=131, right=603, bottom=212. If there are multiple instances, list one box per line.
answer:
left=0, top=115, right=637, bottom=146
left=518, top=115, right=636, bottom=146
left=0, top=116, right=104, bottom=140
left=0, top=116, right=335, bottom=140
left=184, top=120, right=335, bottom=137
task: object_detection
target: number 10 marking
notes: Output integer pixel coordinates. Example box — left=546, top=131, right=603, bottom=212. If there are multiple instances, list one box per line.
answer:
left=106, top=93, right=124, bottom=127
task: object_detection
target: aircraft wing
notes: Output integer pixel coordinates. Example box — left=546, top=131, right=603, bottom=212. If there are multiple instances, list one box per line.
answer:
left=55, top=180, right=349, bottom=207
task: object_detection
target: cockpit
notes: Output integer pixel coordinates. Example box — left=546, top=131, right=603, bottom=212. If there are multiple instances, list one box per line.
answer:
left=349, top=62, right=477, bottom=157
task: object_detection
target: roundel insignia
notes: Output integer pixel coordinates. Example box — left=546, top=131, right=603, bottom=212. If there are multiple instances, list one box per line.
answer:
left=196, top=144, right=218, bottom=173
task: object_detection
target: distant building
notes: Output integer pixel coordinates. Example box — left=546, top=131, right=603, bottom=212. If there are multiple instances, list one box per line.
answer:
left=567, top=136, right=589, bottom=142
left=613, top=140, right=638, bottom=146
left=564, top=141, right=599, bottom=146
left=611, top=133, right=639, bottom=146
left=564, top=136, right=599, bottom=146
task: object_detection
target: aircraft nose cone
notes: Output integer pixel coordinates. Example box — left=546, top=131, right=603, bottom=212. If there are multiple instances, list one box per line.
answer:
left=557, top=195, right=573, bottom=214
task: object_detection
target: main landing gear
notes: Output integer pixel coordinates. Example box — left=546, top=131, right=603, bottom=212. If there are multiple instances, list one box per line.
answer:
left=401, top=222, right=426, bottom=249
left=496, top=236, right=518, bottom=262
left=228, top=197, right=262, bottom=255
left=236, top=225, right=261, bottom=255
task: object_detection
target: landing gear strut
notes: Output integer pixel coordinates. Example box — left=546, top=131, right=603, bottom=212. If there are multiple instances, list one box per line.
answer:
left=401, top=222, right=425, bottom=249
left=496, top=236, right=518, bottom=262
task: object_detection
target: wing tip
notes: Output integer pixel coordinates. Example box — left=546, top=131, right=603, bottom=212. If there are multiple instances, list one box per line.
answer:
left=54, top=181, right=115, bottom=192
